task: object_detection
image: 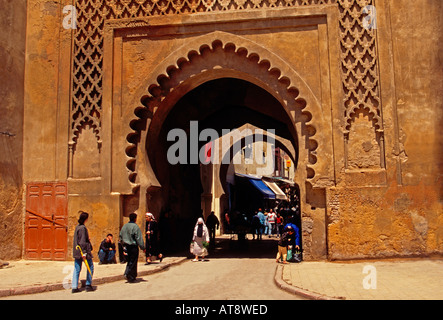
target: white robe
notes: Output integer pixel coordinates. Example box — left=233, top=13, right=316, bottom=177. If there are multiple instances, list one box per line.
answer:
left=192, top=223, right=210, bottom=256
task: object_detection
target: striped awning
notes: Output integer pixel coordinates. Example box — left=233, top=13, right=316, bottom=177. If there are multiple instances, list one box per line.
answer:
left=263, top=180, right=288, bottom=200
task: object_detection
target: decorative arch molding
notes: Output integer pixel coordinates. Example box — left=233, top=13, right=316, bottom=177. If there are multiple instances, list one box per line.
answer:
left=125, top=32, right=331, bottom=193
left=216, top=126, right=298, bottom=194
left=68, top=118, right=102, bottom=178
left=69, top=0, right=384, bottom=185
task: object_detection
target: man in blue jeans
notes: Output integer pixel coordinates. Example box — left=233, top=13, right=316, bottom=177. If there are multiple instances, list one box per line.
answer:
left=257, top=208, right=266, bottom=240
left=72, top=211, right=95, bottom=293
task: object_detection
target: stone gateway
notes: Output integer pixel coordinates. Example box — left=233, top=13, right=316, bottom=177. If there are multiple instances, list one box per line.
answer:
left=0, top=0, right=442, bottom=261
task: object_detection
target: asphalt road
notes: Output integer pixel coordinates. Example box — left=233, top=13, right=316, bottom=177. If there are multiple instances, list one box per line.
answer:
left=4, top=236, right=303, bottom=301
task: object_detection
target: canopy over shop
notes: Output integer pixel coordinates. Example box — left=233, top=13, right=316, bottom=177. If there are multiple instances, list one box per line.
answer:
left=229, top=173, right=298, bottom=216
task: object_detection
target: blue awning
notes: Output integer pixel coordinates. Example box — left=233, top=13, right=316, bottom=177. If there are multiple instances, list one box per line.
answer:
left=249, top=179, right=276, bottom=199
left=236, top=173, right=276, bottom=199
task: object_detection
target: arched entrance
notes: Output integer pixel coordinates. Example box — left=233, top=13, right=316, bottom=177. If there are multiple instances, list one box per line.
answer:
left=126, top=38, right=327, bottom=258
left=146, top=78, right=299, bottom=251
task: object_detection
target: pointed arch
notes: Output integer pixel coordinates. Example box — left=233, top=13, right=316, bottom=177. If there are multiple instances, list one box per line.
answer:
left=125, top=32, right=329, bottom=192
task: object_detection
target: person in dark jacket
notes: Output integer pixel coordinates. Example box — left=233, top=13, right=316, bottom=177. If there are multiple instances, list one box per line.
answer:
left=284, top=222, right=301, bottom=262
left=72, top=211, right=95, bottom=293
left=98, top=234, right=116, bottom=264
left=276, top=226, right=294, bottom=264
left=284, top=221, right=301, bottom=248
left=251, top=212, right=262, bottom=240
left=205, top=211, right=220, bottom=245
left=145, top=212, right=163, bottom=264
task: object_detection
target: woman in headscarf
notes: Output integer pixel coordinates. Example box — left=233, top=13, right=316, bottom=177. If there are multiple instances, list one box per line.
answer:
left=192, top=217, right=210, bottom=262
left=145, top=212, right=163, bottom=264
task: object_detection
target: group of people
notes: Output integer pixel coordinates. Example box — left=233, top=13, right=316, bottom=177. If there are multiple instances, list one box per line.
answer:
left=222, top=206, right=301, bottom=242
left=193, top=208, right=302, bottom=265
left=71, top=210, right=165, bottom=293
left=251, top=208, right=277, bottom=240
left=250, top=208, right=298, bottom=240
left=250, top=208, right=301, bottom=264
left=71, top=208, right=300, bottom=292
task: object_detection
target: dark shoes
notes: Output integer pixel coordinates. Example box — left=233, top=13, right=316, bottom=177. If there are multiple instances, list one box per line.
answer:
left=72, top=285, right=96, bottom=293
left=124, top=274, right=137, bottom=283
left=145, top=254, right=163, bottom=265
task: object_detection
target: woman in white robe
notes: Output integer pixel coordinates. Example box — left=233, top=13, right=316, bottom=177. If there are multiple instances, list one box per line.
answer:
left=192, top=217, right=210, bottom=261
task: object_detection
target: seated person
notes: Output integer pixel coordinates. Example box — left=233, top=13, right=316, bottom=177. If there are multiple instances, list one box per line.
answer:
left=98, top=233, right=116, bottom=264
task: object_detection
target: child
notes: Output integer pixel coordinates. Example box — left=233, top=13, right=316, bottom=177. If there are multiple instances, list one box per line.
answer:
left=276, top=226, right=294, bottom=264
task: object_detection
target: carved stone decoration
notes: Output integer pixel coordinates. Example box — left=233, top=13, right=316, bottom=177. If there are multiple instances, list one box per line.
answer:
left=346, top=109, right=381, bottom=170
left=71, top=0, right=105, bottom=151
left=70, top=0, right=383, bottom=179
left=337, top=0, right=384, bottom=169
left=125, top=39, right=318, bottom=193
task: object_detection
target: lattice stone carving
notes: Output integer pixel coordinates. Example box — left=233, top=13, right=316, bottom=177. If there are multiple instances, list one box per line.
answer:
left=71, top=0, right=106, bottom=146
left=337, top=0, right=384, bottom=169
left=70, top=0, right=383, bottom=173
left=338, top=0, right=382, bottom=133
left=104, top=0, right=336, bottom=17
left=70, top=0, right=337, bottom=147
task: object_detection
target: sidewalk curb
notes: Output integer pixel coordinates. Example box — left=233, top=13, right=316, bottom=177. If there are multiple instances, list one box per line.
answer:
left=0, top=257, right=188, bottom=298
left=273, top=264, right=344, bottom=301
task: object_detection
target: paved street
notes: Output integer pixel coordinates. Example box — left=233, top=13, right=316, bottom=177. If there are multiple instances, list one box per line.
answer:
left=283, top=258, right=443, bottom=300
left=3, top=235, right=441, bottom=301
left=2, top=236, right=303, bottom=300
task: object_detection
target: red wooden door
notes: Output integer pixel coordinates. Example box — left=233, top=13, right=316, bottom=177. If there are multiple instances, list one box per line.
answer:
left=25, top=182, right=68, bottom=260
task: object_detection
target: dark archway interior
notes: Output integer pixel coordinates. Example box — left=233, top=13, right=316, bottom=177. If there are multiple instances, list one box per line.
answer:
left=146, top=78, right=299, bottom=252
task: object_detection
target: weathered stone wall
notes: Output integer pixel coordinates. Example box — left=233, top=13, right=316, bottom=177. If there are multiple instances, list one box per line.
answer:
left=0, top=0, right=27, bottom=260
left=4, top=0, right=441, bottom=261
left=327, top=183, right=443, bottom=259
left=326, top=0, right=443, bottom=259
left=23, top=0, right=67, bottom=182
left=390, top=0, right=443, bottom=188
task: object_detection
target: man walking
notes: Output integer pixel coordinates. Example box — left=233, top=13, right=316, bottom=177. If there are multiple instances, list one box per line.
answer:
left=257, top=208, right=266, bottom=240
left=205, top=211, right=220, bottom=245
left=72, top=211, right=94, bottom=293
left=267, top=209, right=276, bottom=237
left=120, top=213, right=145, bottom=283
